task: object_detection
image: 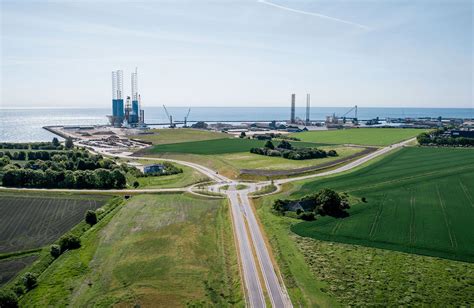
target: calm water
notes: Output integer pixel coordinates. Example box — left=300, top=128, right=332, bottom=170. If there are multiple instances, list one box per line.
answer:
left=1, top=107, right=473, bottom=142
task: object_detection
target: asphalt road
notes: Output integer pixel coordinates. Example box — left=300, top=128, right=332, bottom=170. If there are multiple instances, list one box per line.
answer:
left=228, top=190, right=266, bottom=307
left=236, top=190, right=292, bottom=308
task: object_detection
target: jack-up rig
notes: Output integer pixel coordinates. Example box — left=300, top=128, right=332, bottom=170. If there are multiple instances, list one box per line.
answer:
left=108, top=68, right=145, bottom=128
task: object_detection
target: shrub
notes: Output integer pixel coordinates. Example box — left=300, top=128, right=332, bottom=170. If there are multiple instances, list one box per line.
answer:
left=65, top=137, right=74, bottom=149
left=327, top=150, right=338, bottom=157
left=85, top=210, right=98, bottom=226
left=299, top=212, right=316, bottom=221
left=50, top=244, right=61, bottom=258
left=59, top=234, right=81, bottom=252
left=21, top=272, right=38, bottom=291
left=0, top=289, right=18, bottom=308
left=264, top=140, right=275, bottom=149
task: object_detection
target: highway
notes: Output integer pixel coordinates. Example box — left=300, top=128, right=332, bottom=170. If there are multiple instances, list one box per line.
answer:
left=0, top=138, right=414, bottom=307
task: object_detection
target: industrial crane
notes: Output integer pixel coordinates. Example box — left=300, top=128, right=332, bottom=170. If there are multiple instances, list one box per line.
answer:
left=162, top=105, right=175, bottom=128
left=184, top=108, right=191, bottom=127
left=341, top=105, right=358, bottom=124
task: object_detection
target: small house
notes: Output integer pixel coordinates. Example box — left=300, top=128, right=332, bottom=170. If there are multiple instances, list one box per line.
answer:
left=143, top=163, right=165, bottom=174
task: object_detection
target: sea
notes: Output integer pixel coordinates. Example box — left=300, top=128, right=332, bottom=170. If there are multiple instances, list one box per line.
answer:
left=1, top=107, right=473, bottom=142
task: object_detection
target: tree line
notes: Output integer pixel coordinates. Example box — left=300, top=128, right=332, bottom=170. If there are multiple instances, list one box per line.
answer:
left=0, top=137, right=68, bottom=150
left=417, top=130, right=474, bottom=146
left=0, top=148, right=133, bottom=189
left=250, top=140, right=338, bottom=160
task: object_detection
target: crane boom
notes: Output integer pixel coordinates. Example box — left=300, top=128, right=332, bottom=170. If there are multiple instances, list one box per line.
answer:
left=163, top=105, right=170, bottom=119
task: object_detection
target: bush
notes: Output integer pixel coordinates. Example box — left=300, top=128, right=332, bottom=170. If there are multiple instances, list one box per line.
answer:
left=0, top=289, right=18, bottom=308
left=299, top=212, right=315, bottom=221
left=50, top=244, right=61, bottom=258
left=264, top=140, right=275, bottom=149
left=21, top=272, right=38, bottom=291
left=65, top=137, right=74, bottom=149
left=59, top=234, right=81, bottom=252
left=327, top=150, right=338, bottom=157
left=85, top=210, right=97, bottom=226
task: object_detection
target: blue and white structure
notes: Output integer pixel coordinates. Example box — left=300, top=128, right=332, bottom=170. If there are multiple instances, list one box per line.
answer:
left=130, top=68, right=139, bottom=124
left=111, top=70, right=124, bottom=127
left=108, top=68, right=145, bottom=128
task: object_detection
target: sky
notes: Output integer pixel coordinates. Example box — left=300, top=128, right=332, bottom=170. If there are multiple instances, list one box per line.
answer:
left=0, top=0, right=472, bottom=109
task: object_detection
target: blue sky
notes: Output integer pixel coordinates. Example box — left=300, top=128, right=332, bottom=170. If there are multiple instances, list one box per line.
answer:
left=1, top=0, right=472, bottom=108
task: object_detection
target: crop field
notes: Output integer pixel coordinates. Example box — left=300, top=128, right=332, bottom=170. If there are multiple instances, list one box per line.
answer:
left=292, top=128, right=424, bottom=146
left=290, top=147, right=474, bottom=262
left=130, top=128, right=229, bottom=145
left=22, top=194, right=243, bottom=307
left=146, top=138, right=322, bottom=155
left=0, top=193, right=109, bottom=253
left=0, top=255, right=38, bottom=286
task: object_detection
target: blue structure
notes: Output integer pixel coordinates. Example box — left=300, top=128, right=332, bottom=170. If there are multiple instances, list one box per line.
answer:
left=131, top=100, right=139, bottom=124
left=144, top=164, right=165, bottom=174
left=113, top=99, right=124, bottom=118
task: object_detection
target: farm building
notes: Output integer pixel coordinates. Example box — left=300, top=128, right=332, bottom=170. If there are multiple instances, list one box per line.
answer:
left=143, top=163, right=165, bottom=174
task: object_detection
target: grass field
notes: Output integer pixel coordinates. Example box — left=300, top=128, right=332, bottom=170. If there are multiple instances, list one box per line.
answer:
left=146, top=138, right=323, bottom=155
left=290, top=147, right=474, bottom=262
left=130, top=128, right=228, bottom=145
left=141, top=137, right=363, bottom=179
left=124, top=162, right=208, bottom=189
left=20, top=194, right=243, bottom=307
left=0, top=193, right=109, bottom=253
left=292, top=128, right=424, bottom=146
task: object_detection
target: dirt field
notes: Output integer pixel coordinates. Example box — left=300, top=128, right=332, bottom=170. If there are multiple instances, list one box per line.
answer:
left=0, top=255, right=38, bottom=286
left=0, top=193, right=109, bottom=253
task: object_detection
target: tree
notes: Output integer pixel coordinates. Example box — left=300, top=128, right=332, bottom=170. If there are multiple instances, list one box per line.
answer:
left=264, top=140, right=275, bottom=149
left=59, top=234, right=81, bottom=252
left=0, top=289, right=18, bottom=308
left=50, top=244, right=61, bottom=258
left=85, top=210, right=97, bottom=226
left=133, top=181, right=140, bottom=188
left=21, top=272, right=38, bottom=291
left=65, top=137, right=74, bottom=149
left=240, top=131, right=246, bottom=138
left=314, top=188, right=349, bottom=217
left=277, top=140, right=292, bottom=150
left=52, top=137, right=60, bottom=147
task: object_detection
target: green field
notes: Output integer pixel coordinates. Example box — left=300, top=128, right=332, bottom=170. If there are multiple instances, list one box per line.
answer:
left=144, top=145, right=363, bottom=179
left=19, top=194, right=243, bottom=307
left=140, top=137, right=362, bottom=179
left=130, top=128, right=228, bottom=145
left=290, top=147, right=474, bottom=262
left=292, top=128, right=424, bottom=146
left=254, top=147, right=474, bottom=306
left=146, top=138, right=325, bottom=155
left=124, top=161, right=208, bottom=189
